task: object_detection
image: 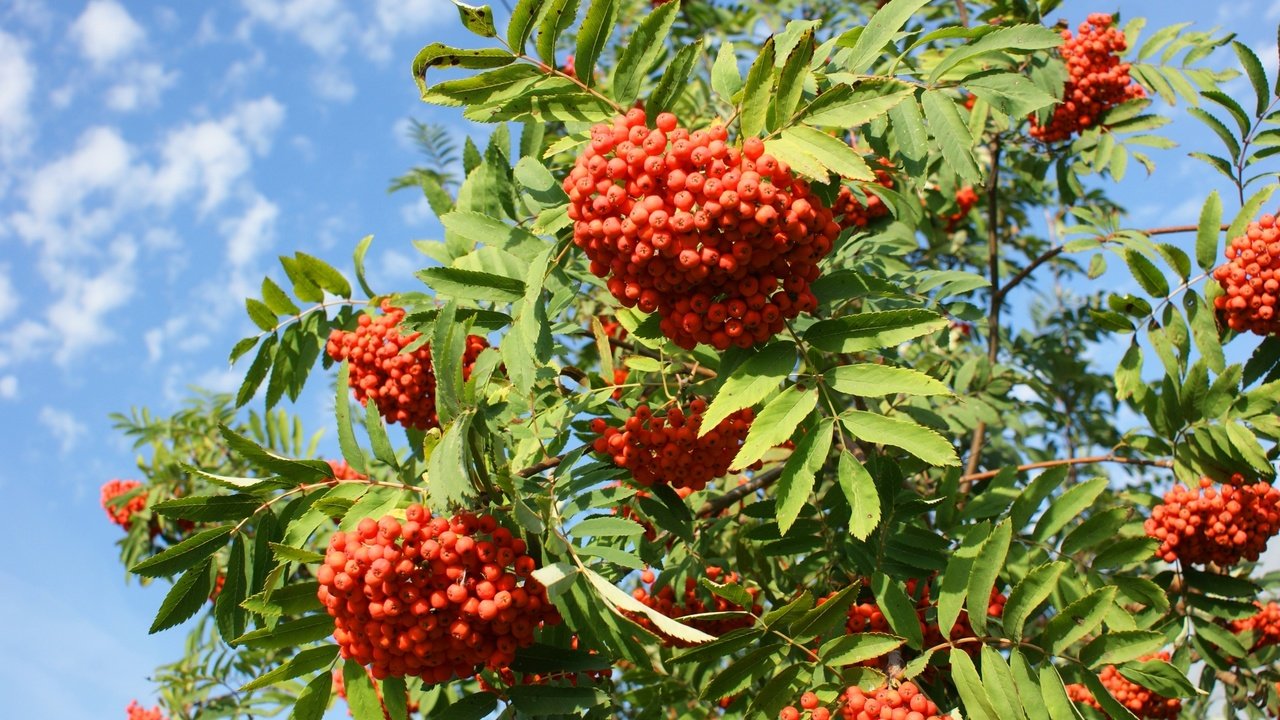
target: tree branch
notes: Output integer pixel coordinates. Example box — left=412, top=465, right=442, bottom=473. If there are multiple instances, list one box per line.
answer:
left=955, top=0, right=970, bottom=27
left=698, top=466, right=784, bottom=518
left=958, top=454, right=1172, bottom=484
left=517, top=456, right=564, bottom=478
left=962, top=140, right=1004, bottom=483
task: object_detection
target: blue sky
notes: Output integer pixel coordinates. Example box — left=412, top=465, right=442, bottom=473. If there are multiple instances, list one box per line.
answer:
left=0, top=1, right=1277, bottom=718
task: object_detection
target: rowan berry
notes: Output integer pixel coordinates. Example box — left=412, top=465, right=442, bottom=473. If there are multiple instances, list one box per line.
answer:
left=1213, top=214, right=1280, bottom=335
left=627, top=565, right=762, bottom=647
left=1230, top=601, right=1280, bottom=653
left=840, top=683, right=949, bottom=720
left=126, top=701, right=168, bottom=720
left=1065, top=652, right=1181, bottom=719
left=101, top=479, right=147, bottom=530
left=1144, top=474, right=1280, bottom=566
left=1029, top=14, right=1145, bottom=143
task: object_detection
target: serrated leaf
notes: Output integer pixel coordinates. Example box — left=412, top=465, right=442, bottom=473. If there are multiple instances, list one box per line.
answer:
left=233, top=613, right=334, bottom=650
left=417, top=267, right=525, bottom=303
left=611, top=1, right=678, bottom=105
left=827, top=363, right=950, bottom=397
left=288, top=671, right=332, bottom=720
left=938, top=521, right=990, bottom=639
left=426, top=411, right=476, bottom=509
left=1043, top=586, right=1117, bottom=655
left=841, top=0, right=931, bottom=73
left=214, top=535, right=248, bottom=641
left=805, top=309, right=947, bottom=352
left=1196, top=191, right=1223, bottom=272
left=1115, top=658, right=1198, bottom=698
left=712, top=41, right=741, bottom=101
left=775, top=417, right=834, bottom=534
left=701, top=341, right=796, bottom=435
left=353, top=235, right=375, bottom=298
left=922, top=90, right=981, bottom=183
left=950, top=650, right=998, bottom=720
left=131, top=525, right=235, bottom=578
left=649, top=40, right=700, bottom=115
left=701, top=646, right=777, bottom=700
left=801, top=84, right=914, bottom=128
left=1123, top=248, right=1170, bottom=297
left=841, top=411, right=959, bottom=466
left=966, top=72, right=1057, bottom=117
left=838, top=451, right=881, bottom=540
left=820, top=632, right=904, bottom=666
left=1032, top=477, right=1107, bottom=541
left=584, top=567, right=716, bottom=644
left=507, top=0, right=545, bottom=51
left=931, top=24, right=1062, bottom=83
left=779, top=126, right=874, bottom=180
left=1004, top=561, right=1068, bottom=642
left=966, top=518, right=1010, bottom=636
left=241, top=644, right=340, bottom=692
left=732, top=386, right=817, bottom=469
left=1227, top=184, right=1279, bottom=241
left=1234, top=41, right=1271, bottom=117
left=261, top=276, right=300, bottom=315
left=245, top=298, right=277, bottom=332
left=574, top=0, right=617, bottom=88
left=1039, top=664, right=1086, bottom=720
left=343, top=657, right=385, bottom=720
left=294, top=252, right=351, bottom=298
left=740, top=38, right=777, bottom=138
left=149, top=559, right=215, bottom=633
left=453, top=1, right=497, bottom=37
left=413, top=45, right=514, bottom=96
left=571, top=516, right=647, bottom=537
left=872, top=573, right=924, bottom=648
left=334, top=362, right=368, bottom=475
left=1079, top=631, right=1167, bottom=668
left=153, top=495, right=261, bottom=522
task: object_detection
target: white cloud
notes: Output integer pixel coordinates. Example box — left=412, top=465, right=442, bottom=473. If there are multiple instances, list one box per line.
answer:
left=401, top=196, right=434, bottom=225
left=0, top=29, right=35, bottom=168
left=44, top=237, right=138, bottom=365
left=238, top=0, right=351, bottom=55
left=38, top=406, right=88, bottom=453
left=104, top=62, right=178, bottom=111
left=0, top=375, right=15, bottom=400
left=0, top=266, right=16, bottom=322
left=360, top=0, right=451, bottom=63
left=69, top=0, right=146, bottom=69
left=222, top=193, right=278, bottom=268
left=312, top=69, right=356, bottom=102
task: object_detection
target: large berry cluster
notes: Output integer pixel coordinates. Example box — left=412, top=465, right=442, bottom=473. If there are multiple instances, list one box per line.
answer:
left=1213, top=214, right=1280, bottom=335
left=629, top=566, right=761, bottom=646
left=1029, top=13, right=1144, bottom=143
left=834, top=158, right=894, bottom=230
left=840, top=682, right=951, bottom=720
left=317, top=505, right=559, bottom=683
left=1231, top=601, right=1280, bottom=653
left=1144, top=475, right=1280, bottom=566
left=101, top=479, right=147, bottom=530
left=126, top=701, right=167, bottom=720
left=943, top=186, right=979, bottom=233
left=589, top=398, right=756, bottom=491
left=326, top=301, right=489, bottom=432
left=566, top=109, right=840, bottom=350
left=1066, top=653, right=1181, bottom=719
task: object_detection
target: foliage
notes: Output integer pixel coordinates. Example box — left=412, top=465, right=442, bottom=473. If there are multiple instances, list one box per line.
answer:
left=100, top=1, right=1280, bottom=718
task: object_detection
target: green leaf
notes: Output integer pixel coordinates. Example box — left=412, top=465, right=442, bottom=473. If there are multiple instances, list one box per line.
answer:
left=820, top=633, right=905, bottom=666
left=334, top=362, right=368, bottom=476
left=733, top=386, right=816, bottom=469
left=131, top=525, right=235, bottom=578
left=800, top=84, right=914, bottom=128
left=966, top=72, right=1057, bottom=117
left=649, top=40, right=701, bottom=115
left=535, top=0, right=579, bottom=66
left=1233, top=41, right=1271, bottom=117
left=827, top=363, right=950, bottom=397
left=509, top=685, right=609, bottom=714
left=779, top=126, right=874, bottom=180
left=791, top=582, right=861, bottom=640
left=571, top=516, right=647, bottom=537
left=951, top=649, right=999, bottom=720
left=712, top=41, right=742, bottom=101
left=889, top=94, right=929, bottom=175
left=295, top=252, right=352, bottom=298
left=1195, top=191, right=1223, bottom=272
left=769, top=29, right=815, bottom=131
left=233, top=613, right=334, bottom=650
left=700, top=341, right=796, bottom=435
left=574, top=0, right=617, bottom=88
left=922, top=89, right=981, bottom=183
left=937, top=521, right=990, bottom=639
left=288, top=672, right=332, bottom=720
left=1060, top=507, right=1130, bottom=555
left=214, top=536, right=248, bottom=641
left=1004, top=561, right=1067, bottom=642
left=1122, top=248, right=1170, bottom=297
left=1079, top=672, right=1141, bottom=720
left=344, top=658, right=385, bottom=720
left=740, top=38, right=777, bottom=138
left=700, top=646, right=776, bottom=700
left=149, top=559, right=215, bottom=634
left=363, top=397, right=399, bottom=469
left=1032, top=477, right=1107, bottom=542
left=1038, top=664, right=1086, bottom=720
left=775, top=418, right=834, bottom=535
left=872, top=573, right=924, bottom=648
left=929, top=24, right=1063, bottom=83
left=219, top=424, right=332, bottom=480
left=261, top=277, right=300, bottom=315
left=1227, top=184, right=1279, bottom=242
left=611, top=0, right=678, bottom=105
left=241, top=644, right=340, bottom=692
left=805, top=309, right=947, bottom=353
left=841, top=0, right=931, bottom=73
left=280, top=255, right=323, bottom=302
left=966, top=518, right=1010, bottom=636
left=672, top=628, right=765, bottom=665
left=980, top=646, right=1026, bottom=720
left=427, top=410, right=476, bottom=510
left=433, top=692, right=499, bottom=719
left=1079, top=631, right=1168, bottom=669
left=413, top=44, right=514, bottom=96
left=245, top=298, right=277, bottom=332
left=417, top=267, right=525, bottom=303
left=353, top=235, right=376, bottom=298
left=838, top=451, right=881, bottom=540
left=1116, top=658, right=1198, bottom=698
left=152, top=494, right=261, bottom=522
left=453, top=1, right=497, bottom=37
left=1043, top=585, right=1117, bottom=655
left=507, top=0, right=546, bottom=51
left=841, top=411, right=959, bottom=466
left=583, top=567, right=716, bottom=644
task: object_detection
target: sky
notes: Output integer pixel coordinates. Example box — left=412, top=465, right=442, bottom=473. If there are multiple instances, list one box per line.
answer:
left=0, top=1, right=1278, bottom=719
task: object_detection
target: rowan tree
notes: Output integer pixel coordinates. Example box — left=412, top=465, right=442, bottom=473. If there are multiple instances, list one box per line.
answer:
left=103, top=1, right=1280, bottom=718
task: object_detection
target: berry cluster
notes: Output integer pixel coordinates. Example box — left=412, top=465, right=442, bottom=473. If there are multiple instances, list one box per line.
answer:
left=126, top=701, right=167, bottom=720
left=628, top=566, right=761, bottom=646
left=943, top=186, right=979, bottom=233
left=589, top=398, right=756, bottom=491
left=1230, top=601, right=1280, bottom=653
left=834, top=159, right=895, bottom=230
left=566, top=109, right=840, bottom=350
left=1066, top=653, right=1181, bottom=719
left=101, top=479, right=147, bottom=530
left=1213, top=214, right=1280, bottom=335
left=316, top=505, right=559, bottom=683
left=326, top=301, right=489, bottom=432
left=840, top=682, right=950, bottom=720
left=780, top=690, right=831, bottom=720
left=328, top=459, right=369, bottom=481
left=1144, top=475, right=1280, bottom=566
left=1029, top=13, right=1145, bottom=143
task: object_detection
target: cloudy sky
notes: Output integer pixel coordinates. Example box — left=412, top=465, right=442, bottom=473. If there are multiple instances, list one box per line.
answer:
left=0, top=1, right=1277, bottom=718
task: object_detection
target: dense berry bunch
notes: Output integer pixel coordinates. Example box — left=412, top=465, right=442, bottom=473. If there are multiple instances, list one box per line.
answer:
left=1066, top=653, right=1181, bottom=719
left=317, top=505, right=559, bottom=683
left=326, top=301, right=489, bottom=431
left=566, top=109, right=840, bottom=350
left=328, top=459, right=369, bottom=481
left=101, top=479, right=147, bottom=530
left=780, top=690, right=832, bottom=720
left=629, top=566, right=761, bottom=646
left=1231, top=601, right=1280, bottom=653
left=589, top=398, right=756, bottom=491
left=840, top=682, right=951, bottom=720
left=1144, top=475, right=1280, bottom=566
left=943, top=186, right=979, bottom=232
left=1212, top=214, right=1280, bottom=335
left=126, top=701, right=167, bottom=720
left=834, top=159, right=895, bottom=230
left=1029, top=13, right=1144, bottom=143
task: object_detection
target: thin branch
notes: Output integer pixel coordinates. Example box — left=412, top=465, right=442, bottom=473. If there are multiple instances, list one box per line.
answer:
left=955, top=0, right=970, bottom=27
left=517, top=455, right=564, bottom=478
left=958, top=454, right=1173, bottom=484
left=962, top=139, right=1003, bottom=483
left=698, top=466, right=784, bottom=518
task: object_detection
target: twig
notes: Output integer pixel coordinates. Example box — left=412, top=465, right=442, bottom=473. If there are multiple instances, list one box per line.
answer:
left=698, top=466, right=784, bottom=517
left=955, top=0, right=970, bottom=27
left=958, top=454, right=1172, bottom=484
left=962, top=140, right=1004, bottom=483
left=517, top=456, right=564, bottom=478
